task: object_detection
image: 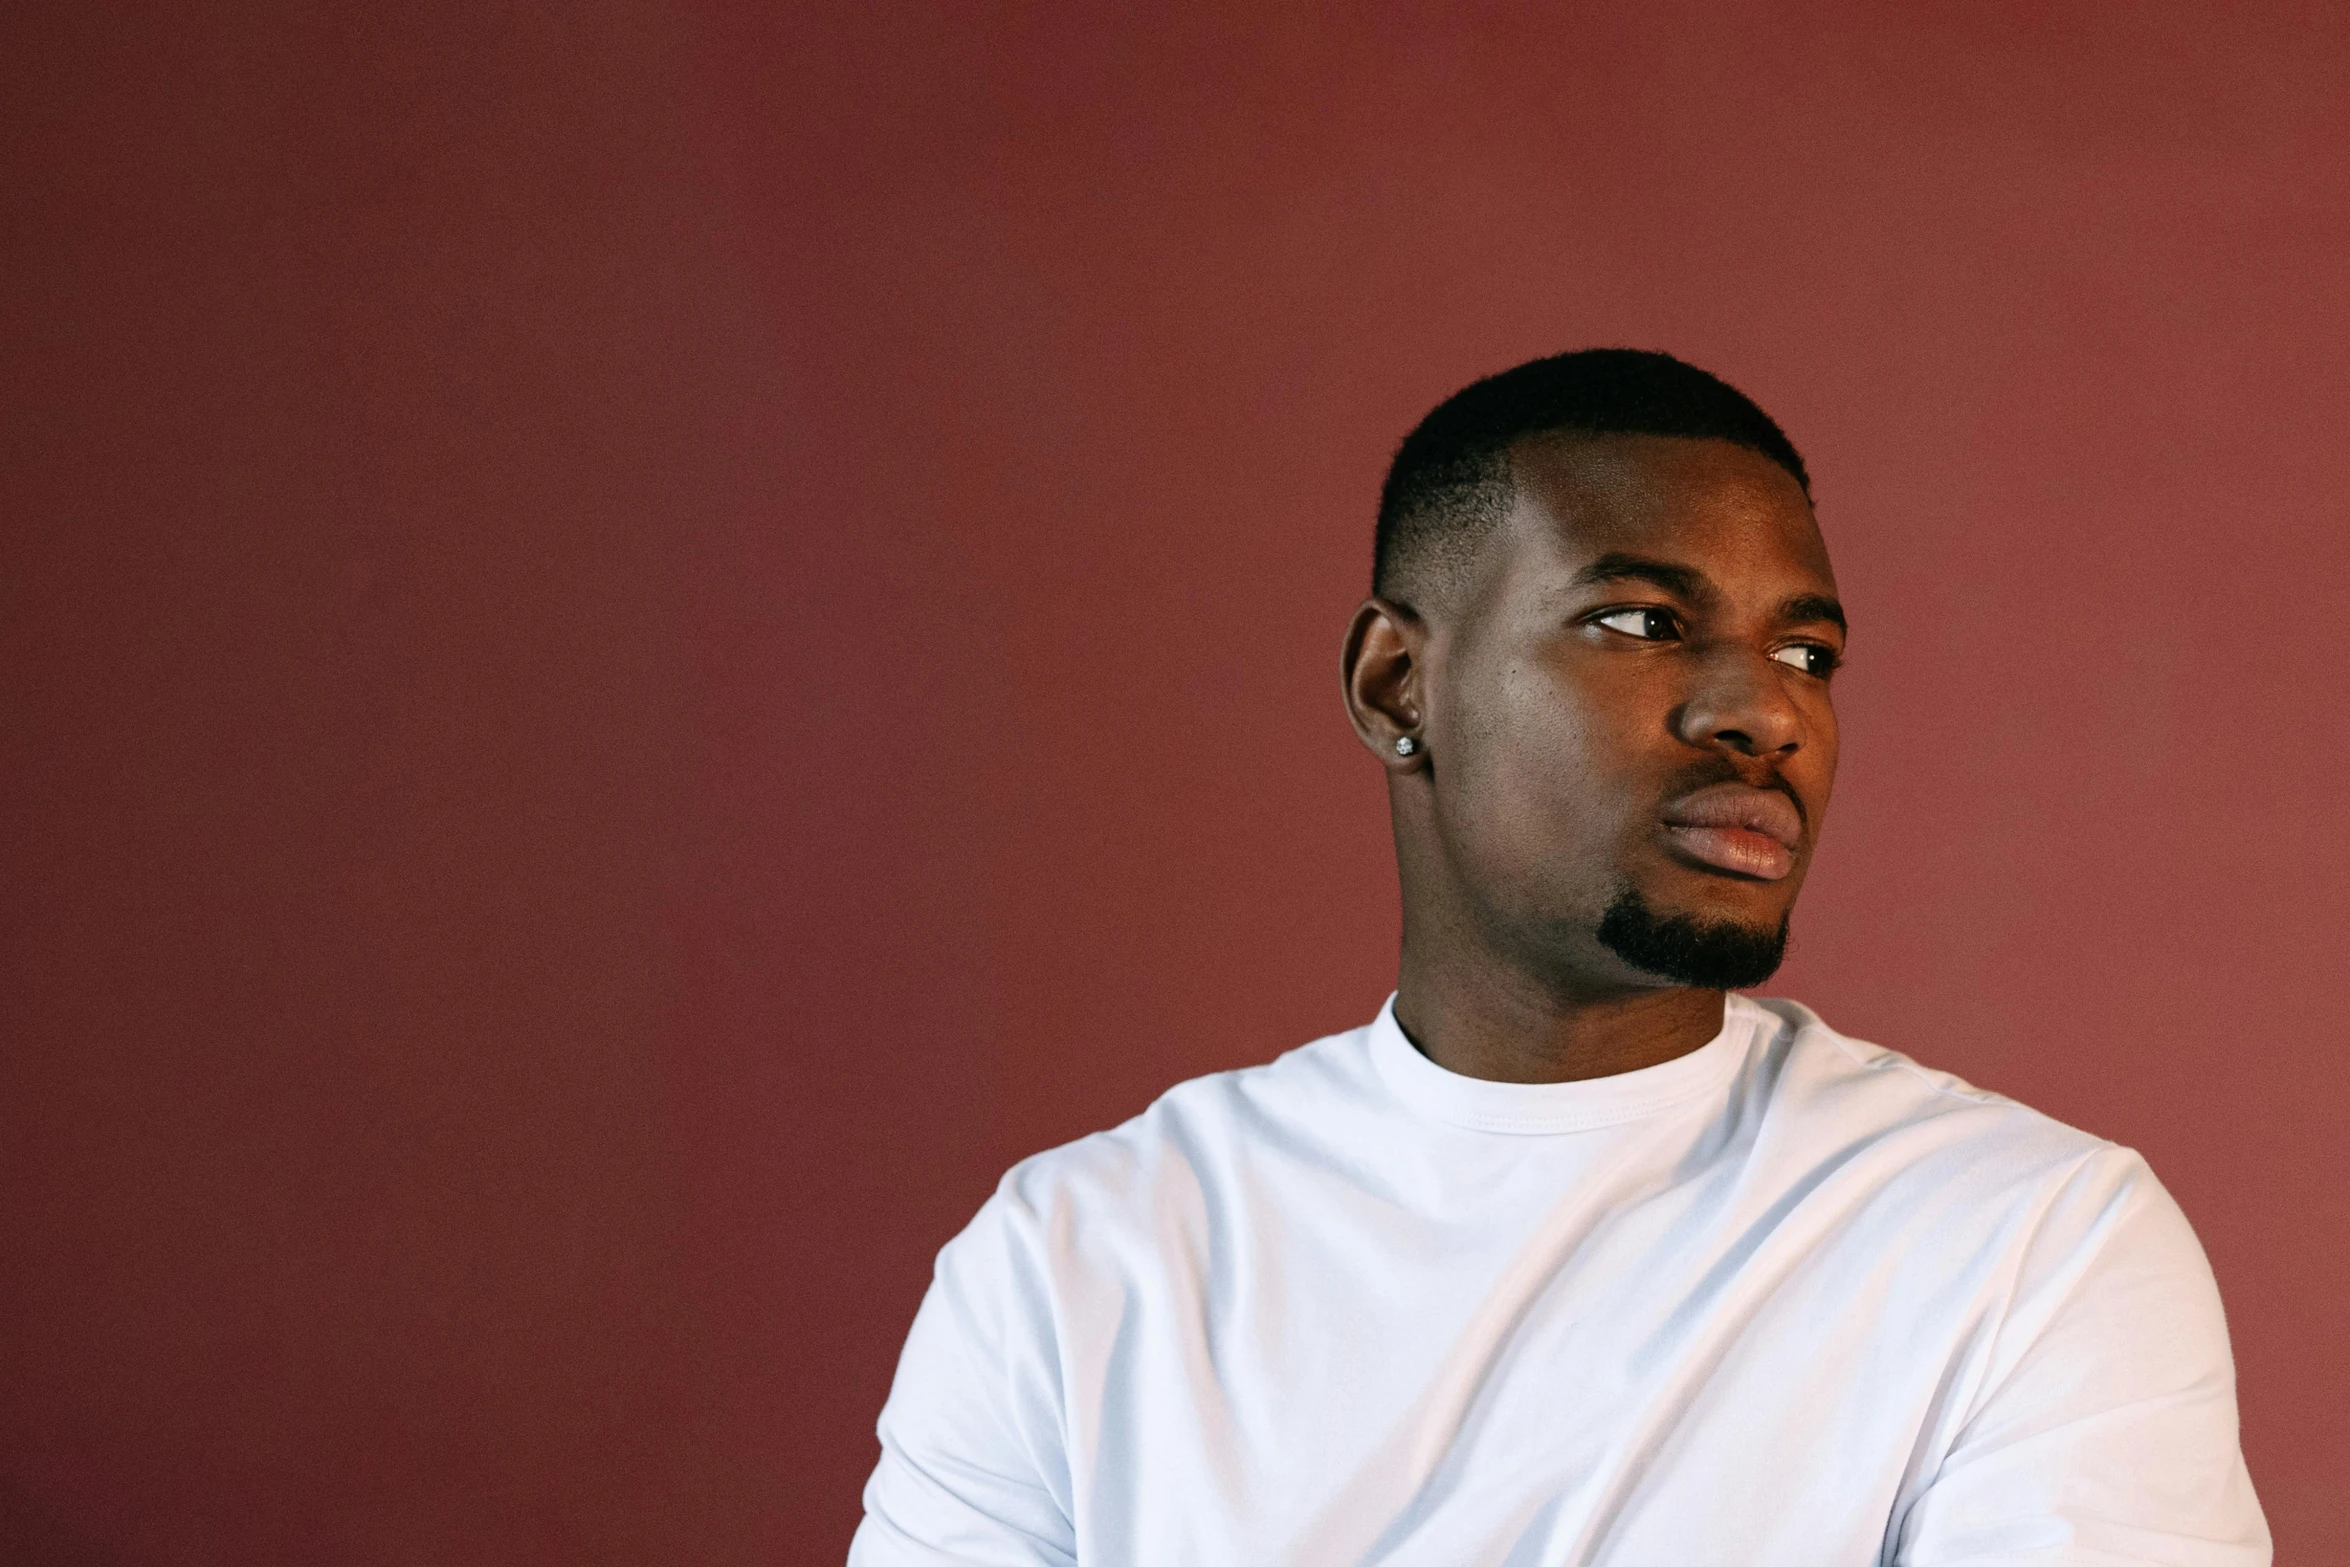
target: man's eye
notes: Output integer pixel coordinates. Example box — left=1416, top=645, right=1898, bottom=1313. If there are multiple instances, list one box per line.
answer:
left=1594, top=607, right=1678, bottom=641
left=1771, top=643, right=1838, bottom=676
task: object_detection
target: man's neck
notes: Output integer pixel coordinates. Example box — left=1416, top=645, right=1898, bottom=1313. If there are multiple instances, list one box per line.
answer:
left=1391, top=949, right=1726, bottom=1084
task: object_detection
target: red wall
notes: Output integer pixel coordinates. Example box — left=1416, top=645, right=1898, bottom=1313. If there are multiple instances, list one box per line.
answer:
left=6, top=3, right=2345, bottom=1561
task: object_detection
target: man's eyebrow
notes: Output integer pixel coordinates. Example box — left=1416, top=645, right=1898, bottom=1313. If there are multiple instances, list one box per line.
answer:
left=1780, top=592, right=1848, bottom=633
left=1569, top=553, right=1711, bottom=598
left=1569, top=554, right=1847, bottom=631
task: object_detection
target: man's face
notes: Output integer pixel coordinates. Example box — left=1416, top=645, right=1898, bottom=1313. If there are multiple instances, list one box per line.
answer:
left=1420, top=432, right=1843, bottom=990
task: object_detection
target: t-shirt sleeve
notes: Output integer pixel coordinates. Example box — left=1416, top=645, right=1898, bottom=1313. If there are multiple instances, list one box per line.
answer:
left=1893, top=1147, right=2269, bottom=1566
left=849, top=1190, right=1078, bottom=1567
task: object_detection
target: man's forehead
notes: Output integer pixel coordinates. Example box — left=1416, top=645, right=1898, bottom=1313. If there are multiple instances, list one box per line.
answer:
left=1501, top=430, right=1834, bottom=585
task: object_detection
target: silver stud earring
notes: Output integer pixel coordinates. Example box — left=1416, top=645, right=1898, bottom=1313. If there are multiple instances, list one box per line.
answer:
left=1394, top=735, right=1419, bottom=757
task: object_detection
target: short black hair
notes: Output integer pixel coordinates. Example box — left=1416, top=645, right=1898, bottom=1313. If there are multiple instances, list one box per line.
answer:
left=1373, top=348, right=1809, bottom=602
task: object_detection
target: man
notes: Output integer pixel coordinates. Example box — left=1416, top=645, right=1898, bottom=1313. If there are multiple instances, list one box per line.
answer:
left=850, top=351, right=2268, bottom=1564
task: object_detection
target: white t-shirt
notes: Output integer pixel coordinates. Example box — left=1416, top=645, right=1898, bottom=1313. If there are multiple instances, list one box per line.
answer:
left=852, top=995, right=2267, bottom=1565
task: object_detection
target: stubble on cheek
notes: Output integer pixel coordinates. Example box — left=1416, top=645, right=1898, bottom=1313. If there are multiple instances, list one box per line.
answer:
left=1448, top=651, right=1632, bottom=936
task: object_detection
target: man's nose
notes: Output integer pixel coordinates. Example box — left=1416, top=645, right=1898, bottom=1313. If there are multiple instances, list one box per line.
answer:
left=1674, top=646, right=1804, bottom=758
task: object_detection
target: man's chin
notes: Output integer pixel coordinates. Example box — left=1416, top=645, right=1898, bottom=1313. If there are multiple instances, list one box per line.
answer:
left=1595, top=885, right=1788, bottom=990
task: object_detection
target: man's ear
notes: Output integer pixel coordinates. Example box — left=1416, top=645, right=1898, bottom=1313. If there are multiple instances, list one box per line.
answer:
left=1342, top=597, right=1429, bottom=773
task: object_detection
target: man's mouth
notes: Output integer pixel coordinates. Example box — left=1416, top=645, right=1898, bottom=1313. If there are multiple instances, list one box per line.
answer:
left=1658, top=782, right=1805, bottom=882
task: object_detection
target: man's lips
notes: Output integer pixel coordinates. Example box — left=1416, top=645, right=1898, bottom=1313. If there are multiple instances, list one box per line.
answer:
left=1659, top=782, right=1805, bottom=882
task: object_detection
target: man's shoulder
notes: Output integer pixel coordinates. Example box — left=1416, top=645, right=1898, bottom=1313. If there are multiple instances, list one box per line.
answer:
left=985, top=1018, right=1379, bottom=1227
left=1746, top=993, right=2139, bottom=1196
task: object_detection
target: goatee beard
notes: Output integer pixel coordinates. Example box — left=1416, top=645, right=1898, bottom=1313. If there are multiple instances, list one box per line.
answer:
left=1594, top=885, right=1788, bottom=990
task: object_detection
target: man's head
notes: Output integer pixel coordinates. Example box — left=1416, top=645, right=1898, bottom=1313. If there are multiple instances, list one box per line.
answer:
left=1343, top=350, right=1842, bottom=999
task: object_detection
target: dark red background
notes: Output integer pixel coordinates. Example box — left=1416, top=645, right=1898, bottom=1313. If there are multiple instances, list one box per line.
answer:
left=6, top=3, right=2346, bottom=1561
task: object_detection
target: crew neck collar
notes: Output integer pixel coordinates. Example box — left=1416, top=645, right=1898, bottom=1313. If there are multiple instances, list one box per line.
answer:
left=1367, top=992, right=1759, bottom=1134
